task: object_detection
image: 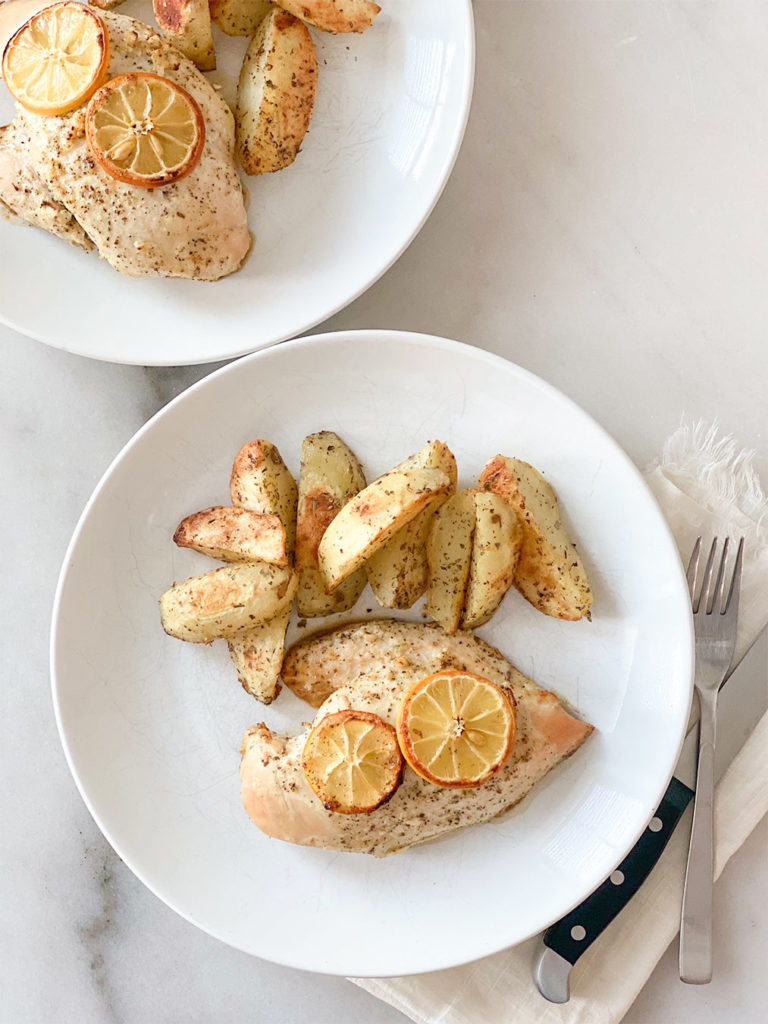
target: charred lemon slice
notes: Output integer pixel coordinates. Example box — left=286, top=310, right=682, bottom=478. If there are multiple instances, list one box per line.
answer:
left=2, top=2, right=110, bottom=116
left=85, top=72, right=205, bottom=188
left=302, top=710, right=403, bottom=814
left=397, top=671, right=516, bottom=788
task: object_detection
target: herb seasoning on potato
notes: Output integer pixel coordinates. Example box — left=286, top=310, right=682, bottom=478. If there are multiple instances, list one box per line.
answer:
left=235, top=7, right=318, bottom=175
left=479, top=456, right=593, bottom=620
left=296, top=431, right=368, bottom=617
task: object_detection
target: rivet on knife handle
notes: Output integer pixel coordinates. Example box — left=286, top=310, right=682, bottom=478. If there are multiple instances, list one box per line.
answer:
left=533, top=777, right=693, bottom=1003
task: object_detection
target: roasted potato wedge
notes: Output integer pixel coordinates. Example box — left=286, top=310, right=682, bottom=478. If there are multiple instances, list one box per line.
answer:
left=230, top=440, right=298, bottom=558
left=210, top=0, right=273, bottom=36
left=236, top=7, right=318, bottom=176
left=425, top=489, right=476, bottom=634
left=227, top=604, right=291, bottom=704
left=229, top=440, right=297, bottom=693
left=296, top=431, right=367, bottom=617
left=406, top=440, right=458, bottom=482
left=479, top=456, right=593, bottom=620
left=276, top=0, right=380, bottom=34
left=365, top=506, right=433, bottom=609
left=365, top=442, right=456, bottom=609
left=173, top=506, right=287, bottom=565
left=153, top=0, right=216, bottom=71
left=318, top=442, right=453, bottom=591
left=461, top=492, right=522, bottom=629
left=159, top=563, right=296, bottom=643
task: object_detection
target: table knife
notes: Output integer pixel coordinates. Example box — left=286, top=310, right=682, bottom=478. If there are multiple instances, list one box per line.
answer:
left=533, top=627, right=768, bottom=1003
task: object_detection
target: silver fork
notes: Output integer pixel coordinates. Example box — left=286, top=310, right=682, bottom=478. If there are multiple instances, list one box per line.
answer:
left=679, top=536, right=744, bottom=984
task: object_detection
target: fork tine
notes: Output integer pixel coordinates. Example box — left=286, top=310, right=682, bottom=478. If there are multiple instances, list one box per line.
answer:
left=708, top=537, right=730, bottom=614
left=686, top=537, right=702, bottom=601
left=695, top=538, right=718, bottom=614
left=723, top=537, right=745, bottom=615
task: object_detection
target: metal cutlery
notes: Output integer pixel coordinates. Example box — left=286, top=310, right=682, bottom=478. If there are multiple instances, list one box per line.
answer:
left=534, top=538, right=757, bottom=1003
left=679, top=537, right=744, bottom=983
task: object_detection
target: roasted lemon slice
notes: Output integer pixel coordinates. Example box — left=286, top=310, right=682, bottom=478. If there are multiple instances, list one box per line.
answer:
left=302, top=710, right=403, bottom=814
left=85, top=72, right=205, bottom=188
left=2, top=2, right=110, bottom=116
left=397, top=671, right=516, bottom=788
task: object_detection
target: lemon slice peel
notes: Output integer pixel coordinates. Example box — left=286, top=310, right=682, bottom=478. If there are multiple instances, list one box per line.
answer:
left=85, top=72, right=205, bottom=188
left=397, top=671, right=516, bottom=789
left=2, top=2, right=110, bottom=116
left=302, top=709, right=403, bottom=815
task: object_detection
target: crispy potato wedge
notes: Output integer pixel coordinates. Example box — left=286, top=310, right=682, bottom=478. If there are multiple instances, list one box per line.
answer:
left=236, top=7, right=317, bottom=176
left=479, top=456, right=593, bottom=620
left=318, top=442, right=453, bottom=591
left=159, top=563, right=296, bottom=643
left=230, top=440, right=298, bottom=558
left=276, top=0, right=380, bottom=34
left=153, top=0, right=216, bottom=71
left=210, top=0, right=273, bottom=36
left=296, top=431, right=367, bottom=617
left=365, top=442, right=456, bottom=609
left=227, top=604, right=291, bottom=704
left=425, top=489, right=476, bottom=634
left=173, top=505, right=287, bottom=565
left=461, top=492, right=522, bottom=629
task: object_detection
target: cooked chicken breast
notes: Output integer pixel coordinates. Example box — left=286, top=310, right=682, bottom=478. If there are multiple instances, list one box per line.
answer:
left=0, top=11, right=250, bottom=280
left=240, top=620, right=594, bottom=856
left=0, top=121, right=95, bottom=248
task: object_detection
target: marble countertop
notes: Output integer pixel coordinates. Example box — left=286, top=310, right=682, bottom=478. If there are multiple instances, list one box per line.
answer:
left=2, top=2, right=767, bottom=1021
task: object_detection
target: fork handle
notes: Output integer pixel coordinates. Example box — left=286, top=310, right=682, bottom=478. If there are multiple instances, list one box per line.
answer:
left=679, top=693, right=717, bottom=984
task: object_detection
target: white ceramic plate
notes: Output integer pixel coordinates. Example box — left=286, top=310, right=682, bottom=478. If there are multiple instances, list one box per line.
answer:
left=0, top=1, right=473, bottom=365
left=51, top=331, right=693, bottom=976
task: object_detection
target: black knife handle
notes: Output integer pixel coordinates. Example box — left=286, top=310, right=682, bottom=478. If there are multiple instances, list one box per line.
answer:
left=542, top=777, right=694, bottom=964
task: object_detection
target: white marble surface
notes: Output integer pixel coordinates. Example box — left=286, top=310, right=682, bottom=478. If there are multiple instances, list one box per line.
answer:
left=2, top=1, right=767, bottom=1021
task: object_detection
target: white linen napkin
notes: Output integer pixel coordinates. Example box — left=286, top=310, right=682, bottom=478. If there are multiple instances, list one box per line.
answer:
left=352, top=421, right=768, bottom=1024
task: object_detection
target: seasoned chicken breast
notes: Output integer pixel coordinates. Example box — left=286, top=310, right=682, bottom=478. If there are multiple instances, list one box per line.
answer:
left=240, top=620, right=594, bottom=856
left=0, top=121, right=94, bottom=248
left=0, top=11, right=250, bottom=280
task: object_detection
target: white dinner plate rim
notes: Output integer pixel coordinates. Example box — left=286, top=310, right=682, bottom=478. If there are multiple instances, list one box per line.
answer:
left=50, top=330, right=694, bottom=975
left=1, top=4, right=475, bottom=366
